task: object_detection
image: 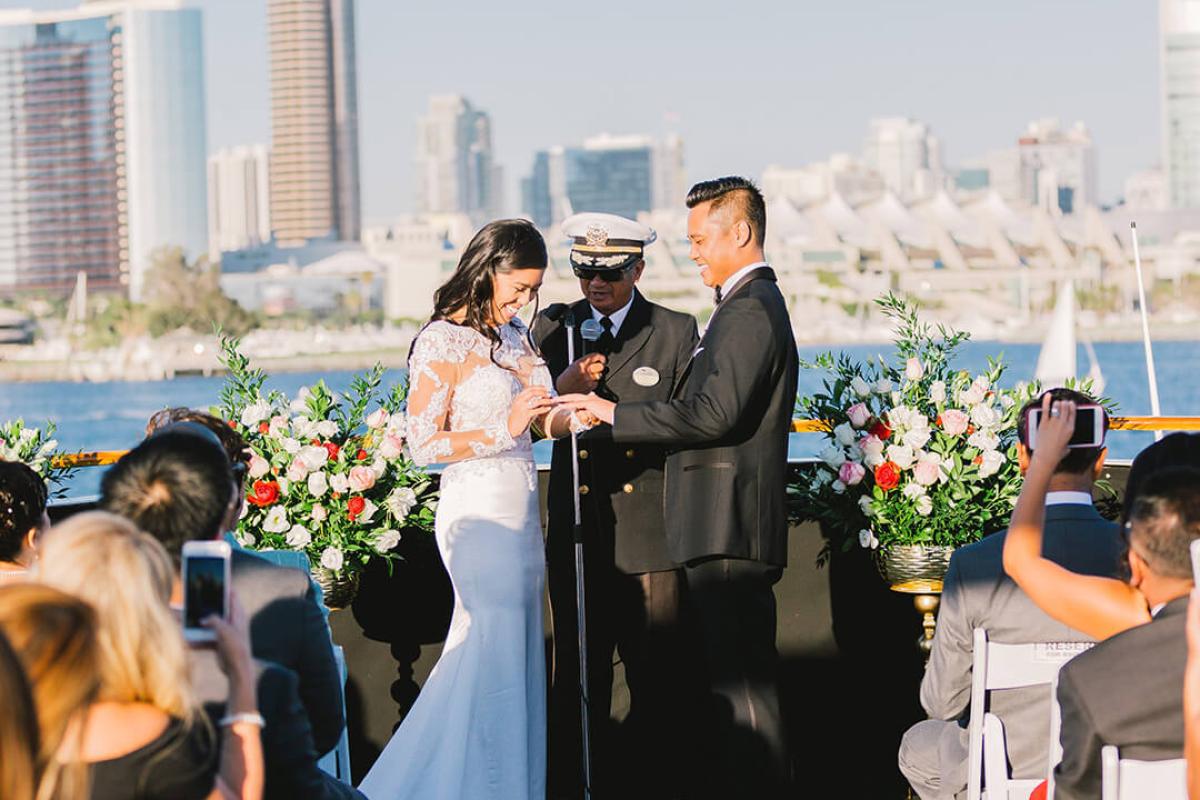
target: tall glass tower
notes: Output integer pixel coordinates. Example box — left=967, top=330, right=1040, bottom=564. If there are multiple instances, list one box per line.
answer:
left=1162, top=0, right=1200, bottom=208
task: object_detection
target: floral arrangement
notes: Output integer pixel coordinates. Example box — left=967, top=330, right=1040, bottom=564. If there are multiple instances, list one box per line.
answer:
left=793, top=295, right=1035, bottom=562
left=0, top=419, right=74, bottom=494
left=217, top=336, right=436, bottom=577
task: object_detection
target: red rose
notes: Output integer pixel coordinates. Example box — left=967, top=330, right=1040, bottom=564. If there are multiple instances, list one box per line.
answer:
left=874, top=461, right=901, bottom=492
left=227, top=419, right=237, bottom=428
left=258, top=421, right=270, bottom=434
left=247, top=480, right=280, bottom=507
left=869, top=420, right=892, bottom=441
left=324, top=442, right=341, bottom=462
left=973, top=455, right=983, bottom=466
left=356, top=448, right=369, bottom=461
left=347, top=495, right=365, bottom=521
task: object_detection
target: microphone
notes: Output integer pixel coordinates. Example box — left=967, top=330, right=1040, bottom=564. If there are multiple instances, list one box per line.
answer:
left=580, top=318, right=603, bottom=345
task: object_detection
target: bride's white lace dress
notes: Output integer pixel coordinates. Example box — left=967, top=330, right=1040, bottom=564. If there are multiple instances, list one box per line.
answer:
left=359, top=318, right=551, bottom=800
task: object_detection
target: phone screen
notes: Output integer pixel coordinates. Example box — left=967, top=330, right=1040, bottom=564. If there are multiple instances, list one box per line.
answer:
left=184, top=556, right=226, bottom=629
left=1029, top=406, right=1103, bottom=448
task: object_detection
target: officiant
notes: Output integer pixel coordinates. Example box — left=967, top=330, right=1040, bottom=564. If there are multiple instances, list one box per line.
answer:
left=533, top=212, right=699, bottom=799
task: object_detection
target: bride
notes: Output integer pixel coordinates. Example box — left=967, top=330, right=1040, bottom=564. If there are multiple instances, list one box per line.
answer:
left=360, top=219, right=592, bottom=799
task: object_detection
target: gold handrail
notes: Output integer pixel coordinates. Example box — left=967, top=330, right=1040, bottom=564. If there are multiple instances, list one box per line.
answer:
left=48, top=416, right=1200, bottom=469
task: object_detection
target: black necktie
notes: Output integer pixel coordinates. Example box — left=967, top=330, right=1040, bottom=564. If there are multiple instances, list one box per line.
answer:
left=595, top=316, right=615, bottom=355
left=714, top=285, right=723, bottom=305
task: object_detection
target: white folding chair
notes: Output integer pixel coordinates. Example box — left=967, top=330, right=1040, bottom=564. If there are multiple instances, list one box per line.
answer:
left=317, top=644, right=352, bottom=784
left=967, top=629, right=1092, bottom=800
left=1100, top=745, right=1187, bottom=800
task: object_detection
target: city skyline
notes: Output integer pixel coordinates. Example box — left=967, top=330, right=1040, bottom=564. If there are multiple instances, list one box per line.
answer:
left=13, top=0, right=1161, bottom=227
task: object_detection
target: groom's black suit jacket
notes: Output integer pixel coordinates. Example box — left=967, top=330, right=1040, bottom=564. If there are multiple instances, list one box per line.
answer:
left=612, top=267, right=798, bottom=567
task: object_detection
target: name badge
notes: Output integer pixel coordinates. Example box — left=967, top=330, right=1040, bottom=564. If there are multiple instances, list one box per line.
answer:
left=632, top=367, right=660, bottom=387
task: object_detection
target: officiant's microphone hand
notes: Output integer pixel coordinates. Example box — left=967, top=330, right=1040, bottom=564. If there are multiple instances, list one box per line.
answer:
left=555, top=353, right=606, bottom=394
left=508, top=386, right=554, bottom=438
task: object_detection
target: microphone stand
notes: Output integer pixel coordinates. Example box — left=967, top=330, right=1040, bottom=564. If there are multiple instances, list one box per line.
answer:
left=564, top=309, right=593, bottom=800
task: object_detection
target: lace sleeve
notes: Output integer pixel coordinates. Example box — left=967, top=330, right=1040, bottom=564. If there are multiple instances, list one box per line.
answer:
left=405, top=324, right=516, bottom=466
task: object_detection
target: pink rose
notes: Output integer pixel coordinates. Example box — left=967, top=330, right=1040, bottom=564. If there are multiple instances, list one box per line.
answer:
left=247, top=453, right=270, bottom=479
left=940, top=409, right=969, bottom=437
left=846, top=402, right=871, bottom=428
left=348, top=465, right=377, bottom=493
left=366, top=408, right=390, bottom=429
left=378, top=433, right=404, bottom=460
left=913, top=456, right=942, bottom=486
left=838, top=461, right=866, bottom=486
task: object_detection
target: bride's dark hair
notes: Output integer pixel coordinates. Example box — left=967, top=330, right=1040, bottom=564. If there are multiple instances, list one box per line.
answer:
left=424, top=218, right=548, bottom=362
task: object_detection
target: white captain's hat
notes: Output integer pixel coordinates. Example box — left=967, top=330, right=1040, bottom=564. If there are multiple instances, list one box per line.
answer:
left=561, top=212, right=657, bottom=273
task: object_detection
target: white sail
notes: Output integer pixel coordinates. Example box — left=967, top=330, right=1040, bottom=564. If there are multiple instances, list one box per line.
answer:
left=1035, top=279, right=1077, bottom=389
left=1082, top=339, right=1106, bottom=394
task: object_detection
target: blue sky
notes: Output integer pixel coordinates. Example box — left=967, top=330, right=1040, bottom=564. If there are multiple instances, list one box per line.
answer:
left=24, top=0, right=1160, bottom=223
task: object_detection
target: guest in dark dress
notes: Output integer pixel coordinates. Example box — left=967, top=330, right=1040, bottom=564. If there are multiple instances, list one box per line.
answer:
left=38, top=512, right=264, bottom=800
left=0, top=461, right=51, bottom=583
left=0, top=583, right=100, bottom=800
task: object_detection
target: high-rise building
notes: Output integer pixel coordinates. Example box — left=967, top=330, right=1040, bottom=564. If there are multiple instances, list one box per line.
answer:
left=415, top=94, right=501, bottom=225
left=761, top=154, right=886, bottom=207
left=208, top=146, right=272, bottom=258
left=0, top=1, right=207, bottom=298
left=862, top=117, right=944, bottom=202
left=267, top=0, right=361, bottom=246
left=523, top=133, right=680, bottom=228
left=1161, top=0, right=1200, bottom=208
left=1016, top=118, right=1096, bottom=215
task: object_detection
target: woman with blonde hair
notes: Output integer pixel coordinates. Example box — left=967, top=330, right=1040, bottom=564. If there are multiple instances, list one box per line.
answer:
left=0, top=583, right=99, bottom=800
left=0, top=627, right=40, bottom=800
left=37, top=511, right=263, bottom=800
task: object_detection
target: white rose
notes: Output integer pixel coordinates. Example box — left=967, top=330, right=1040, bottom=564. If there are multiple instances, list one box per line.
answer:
left=858, top=495, right=875, bottom=517
left=307, top=471, right=328, bottom=498
left=374, top=529, right=401, bottom=553
left=968, top=430, right=1000, bottom=452
left=282, top=437, right=302, bottom=454
left=886, top=444, right=915, bottom=470
left=905, top=357, right=924, bottom=382
left=930, top=381, right=947, bottom=404
left=320, top=547, right=344, bottom=571
left=286, top=459, right=310, bottom=482
left=387, top=487, right=418, bottom=519
left=888, top=405, right=913, bottom=431
left=329, top=473, right=351, bottom=494
left=858, top=529, right=873, bottom=549
left=235, top=529, right=256, bottom=547
left=247, top=454, right=270, bottom=479
left=299, top=445, right=329, bottom=470
left=874, top=378, right=893, bottom=395
left=819, top=444, right=847, bottom=469
left=316, top=420, right=339, bottom=439
left=831, top=479, right=846, bottom=494
left=358, top=498, right=378, bottom=524
left=850, top=377, right=872, bottom=398
left=1000, top=394, right=1016, bottom=409
left=310, top=503, right=328, bottom=522
left=263, top=506, right=289, bottom=533
left=240, top=399, right=272, bottom=428
left=285, top=524, right=311, bottom=549
left=269, top=415, right=289, bottom=436
left=371, top=459, right=388, bottom=480
left=834, top=422, right=856, bottom=447
left=902, top=428, right=931, bottom=451
left=289, top=387, right=312, bottom=414
left=379, top=434, right=403, bottom=459
left=915, top=495, right=933, bottom=516
left=959, top=383, right=986, bottom=406
left=386, top=412, right=407, bottom=437
left=366, top=409, right=390, bottom=429
left=902, top=482, right=926, bottom=499
left=970, top=404, right=1000, bottom=430
left=18, top=428, right=37, bottom=444
left=292, top=418, right=316, bottom=439
left=978, top=449, right=1006, bottom=478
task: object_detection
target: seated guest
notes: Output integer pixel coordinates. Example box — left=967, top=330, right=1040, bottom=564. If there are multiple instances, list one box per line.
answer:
left=38, top=511, right=263, bottom=800
left=1051, top=466, right=1199, bottom=799
left=1121, top=431, right=1200, bottom=524
left=0, top=583, right=101, bottom=800
left=134, top=414, right=344, bottom=754
left=0, top=628, right=39, bottom=800
left=101, top=429, right=361, bottom=799
left=899, top=388, right=1122, bottom=799
left=0, top=461, right=50, bottom=582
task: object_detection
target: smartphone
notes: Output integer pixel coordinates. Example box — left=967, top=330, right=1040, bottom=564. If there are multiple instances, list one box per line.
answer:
left=181, top=540, right=231, bottom=643
left=1191, top=539, right=1200, bottom=587
left=1026, top=404, right=1105, bottom=450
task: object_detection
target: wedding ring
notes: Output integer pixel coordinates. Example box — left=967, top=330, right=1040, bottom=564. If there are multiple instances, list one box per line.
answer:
left=1050, top=407, right=1060, bottom=417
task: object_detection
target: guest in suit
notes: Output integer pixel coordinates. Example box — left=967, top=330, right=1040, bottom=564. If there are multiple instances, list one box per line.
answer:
left=1053, top=466, right=1200, bottom=800
left=899, top=388, right=1122, bottom=800
left=99, top=427, right=358, bottom=798
left=560, top=177, right=798, bottom=797
left=135, top=413, right=345, bottom=755
left=532, top=212, right=699, bottom=799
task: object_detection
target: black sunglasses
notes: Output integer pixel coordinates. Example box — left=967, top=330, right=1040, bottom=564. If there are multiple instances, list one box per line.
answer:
left=572, top=264, right=635, bottom=282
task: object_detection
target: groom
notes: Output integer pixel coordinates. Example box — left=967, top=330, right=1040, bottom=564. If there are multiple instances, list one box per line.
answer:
left=561, top=176, right=797, bottom=797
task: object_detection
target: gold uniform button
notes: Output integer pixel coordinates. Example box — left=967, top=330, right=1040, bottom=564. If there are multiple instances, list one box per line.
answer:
left=625, top=449, right=635, bottom=459
left=579, top=485, right=590, bottom=495
left=579, top=449, right=589, bottom=460
left=623, top=483, right=634, bottom=494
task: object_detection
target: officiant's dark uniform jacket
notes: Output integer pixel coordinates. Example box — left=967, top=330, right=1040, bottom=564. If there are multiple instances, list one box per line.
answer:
left=612, top=265, right=798, bottom=798
left=533, top=289, right=698, bottom=799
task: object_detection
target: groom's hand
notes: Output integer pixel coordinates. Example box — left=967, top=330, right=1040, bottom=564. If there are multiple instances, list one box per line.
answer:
left=554, top=393, right=616, bottom=426
left=555, top=353, right=606, bottom=395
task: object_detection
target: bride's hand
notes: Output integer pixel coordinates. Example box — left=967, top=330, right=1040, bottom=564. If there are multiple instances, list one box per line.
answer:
left=554, top=393, right=616, bottom=426
left=508, top=386, right=554, bottom=438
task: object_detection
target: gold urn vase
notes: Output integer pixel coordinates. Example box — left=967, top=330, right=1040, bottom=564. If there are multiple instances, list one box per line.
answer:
left=874, top=544, right=956, bottom=657
left=311, top=566, right=361, bottom=611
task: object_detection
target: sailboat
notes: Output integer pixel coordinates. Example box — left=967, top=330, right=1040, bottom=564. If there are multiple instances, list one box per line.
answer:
left=1034, top=279, right=1105, bottom=392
